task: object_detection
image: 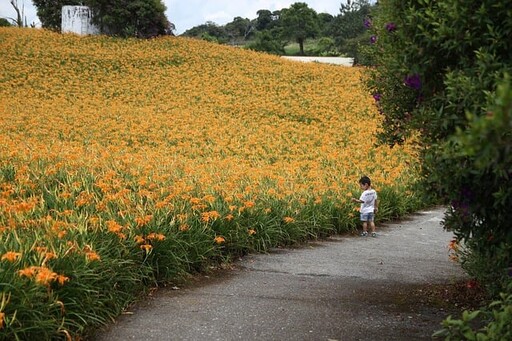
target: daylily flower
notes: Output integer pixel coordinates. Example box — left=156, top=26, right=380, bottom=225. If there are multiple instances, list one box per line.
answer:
left=1, top=251, right=21, bottom=262
left=214, top=236, right=225, bottom=244
left=283, top=216, right=295, bottom=223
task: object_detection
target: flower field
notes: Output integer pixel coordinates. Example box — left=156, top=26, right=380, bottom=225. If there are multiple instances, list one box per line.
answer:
left=0, top=27, right=423, bottom=339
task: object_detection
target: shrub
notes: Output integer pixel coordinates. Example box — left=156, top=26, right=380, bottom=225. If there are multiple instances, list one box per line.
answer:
left=433, top=283, right=512, bottom=340
left=362, top=0, right=512, bottom=295
left=246, top=30, right=285, bottom=55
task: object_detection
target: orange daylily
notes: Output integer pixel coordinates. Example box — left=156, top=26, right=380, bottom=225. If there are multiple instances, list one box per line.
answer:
left=214, top=236, right=225, bottom=244
left=1, top=252, right=21, bottom=262
left=283, top=217, right=295, bottom=223
left=140, top=244, right=153, bottom=252
left=86, top=252, right=101, bottom=262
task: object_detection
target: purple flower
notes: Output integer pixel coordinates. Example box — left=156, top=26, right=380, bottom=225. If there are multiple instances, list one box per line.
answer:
left=364, top=18, right=372, bottom=28
left=460, top=187, right=474, bottom=201
left=372, top=93, right=382, bottom=101
left=404, top=74, right=422, bottom=90
left=370, top=35, right=377, bottom=44
left=385, top=22, right=397, bottom=32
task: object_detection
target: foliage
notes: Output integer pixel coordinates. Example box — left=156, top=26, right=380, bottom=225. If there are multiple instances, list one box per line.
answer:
left=32, top=0, right=171, bottom=37
left=312, top=37, right=339, bottom=56
left=255, top=9, right=274, bottom=31
left=0, top=18, right=12, bottom=27
left=224, top=16, right=254, bottom=43
left=362, top=0, right=512, bottom=296
left=280, top=2, right=319, bottom=55
left=182, top=21, right=228, bottom=43
left=200, top=32, right=220, bottom=44
left=317, top=12, right=335, bottom=36
left=246, top=30, right=285, bottom=55
left=32, top=0, right=81, bottom=31
left=86, top=0, right=170, bottom=38
left=433, top=283, right=512, bottom=340
left=441, top=77, right=512, bottom=296
left=330, top=0, right=372, bottom=49
left=0, top=27, right=426, bottom=338
left=181, top=2, right=372, bottom=58
left=340, top=34, right=370, bottom=64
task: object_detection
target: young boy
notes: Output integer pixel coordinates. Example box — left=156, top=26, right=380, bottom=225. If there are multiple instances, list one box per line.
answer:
left=351, top=176, right=378, bottom=237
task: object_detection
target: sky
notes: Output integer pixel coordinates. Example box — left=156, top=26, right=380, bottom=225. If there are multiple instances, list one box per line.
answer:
left=0, top=1, right=345, bottom=35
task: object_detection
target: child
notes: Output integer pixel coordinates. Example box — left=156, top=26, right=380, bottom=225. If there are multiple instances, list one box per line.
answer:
left=351, top=176, right=378, bottom=237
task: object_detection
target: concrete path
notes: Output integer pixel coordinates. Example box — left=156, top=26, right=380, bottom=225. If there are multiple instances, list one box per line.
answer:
left=281, top=56, right=354, bottom=66
left=93, top=207, right=465, bottom=341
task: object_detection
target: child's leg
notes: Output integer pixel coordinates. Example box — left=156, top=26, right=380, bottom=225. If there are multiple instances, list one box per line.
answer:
left=362, top=221, right=368, bottom=232
left=370, top=221, right=376, bottom=233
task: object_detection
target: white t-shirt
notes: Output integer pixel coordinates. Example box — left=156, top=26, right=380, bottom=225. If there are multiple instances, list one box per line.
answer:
left=359, top=189, right=377, bottom=214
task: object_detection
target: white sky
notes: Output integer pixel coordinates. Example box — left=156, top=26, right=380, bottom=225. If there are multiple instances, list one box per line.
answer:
left=0, top=1, right=345, bottom=34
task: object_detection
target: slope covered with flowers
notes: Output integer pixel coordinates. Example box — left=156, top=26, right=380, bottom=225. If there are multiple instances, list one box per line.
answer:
left=0, top=28, right=421, bottom=339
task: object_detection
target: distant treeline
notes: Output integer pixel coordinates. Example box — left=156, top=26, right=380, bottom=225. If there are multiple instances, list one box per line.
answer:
left=181, top=1, right=375, bottom=59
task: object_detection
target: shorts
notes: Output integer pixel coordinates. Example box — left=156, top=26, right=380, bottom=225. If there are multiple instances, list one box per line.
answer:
left=360, top=212, right=374, bottom=222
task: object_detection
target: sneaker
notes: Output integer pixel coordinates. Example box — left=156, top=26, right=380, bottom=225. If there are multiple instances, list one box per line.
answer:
left=361, top=231, right=368, bottom=237
left=371, top=232, right=377, bottom=238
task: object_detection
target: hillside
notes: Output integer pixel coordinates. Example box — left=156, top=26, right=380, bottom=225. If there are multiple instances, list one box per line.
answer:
left=0, top=27, right=421, bottom=339
left=0, top=28, right=413, bottom=192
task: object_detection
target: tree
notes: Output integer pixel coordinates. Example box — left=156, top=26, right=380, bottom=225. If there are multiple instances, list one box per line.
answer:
left=280, top=2, right=319, bottom=55
left=32, top=0, right=171, bottom=37
left=32, top=0, right=81, bottom=30
left=224, top=16, right=254, bottom=43
left=256, top=9, right=273, bottom=31
left=246, top=30, right=285, bottom=55
left=317, top=12, right=334, bottom=36
left=0, top=18, right=12, bottom=27
left=86, top=0, right=170, bottom=38
left=7, top=0, right=33, bottom=27
left=182, top=22, right=228, bottom=43
left=331, top=0, right=371, bottom=47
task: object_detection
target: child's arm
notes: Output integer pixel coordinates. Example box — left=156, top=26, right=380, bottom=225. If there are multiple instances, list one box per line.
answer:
left=374, top=198, right=378, bottom=212
left=351, top=197, right=363, bottom=203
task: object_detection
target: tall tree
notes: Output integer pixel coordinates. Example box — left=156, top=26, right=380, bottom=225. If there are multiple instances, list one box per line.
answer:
left=331, top=0, right=371, bottom=44
left=255, top=9, right=272, bottom=30
left=86, top=0, right=170, bottom=37
left=280, top=2, right=319, bottom=55
left=317, top=12, right=334, bottom=36
left=9, top=0, right=24, bottom=27
left=182, top=21, right=228, bottom=42
left=224, top=16, right=254, bottom=43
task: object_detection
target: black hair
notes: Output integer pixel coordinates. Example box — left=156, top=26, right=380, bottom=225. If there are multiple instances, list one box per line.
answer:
left=359, top=176, right=371, bottom=186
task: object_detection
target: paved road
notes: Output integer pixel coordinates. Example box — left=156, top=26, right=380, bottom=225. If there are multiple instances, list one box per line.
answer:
left=94, top=207, right=465, bottom=341
left=281, top=56, right=354, bottom=66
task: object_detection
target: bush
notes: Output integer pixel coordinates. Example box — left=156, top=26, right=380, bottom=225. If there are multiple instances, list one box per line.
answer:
left=362, top=0, right=512, bottom=296
left=245, top=30, right=285, bottom=55
left=441, top=78, right=512, bottom=296
left=433, top=283, right=512, bottom=340
left=310, top=37, right=340, bottom=57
